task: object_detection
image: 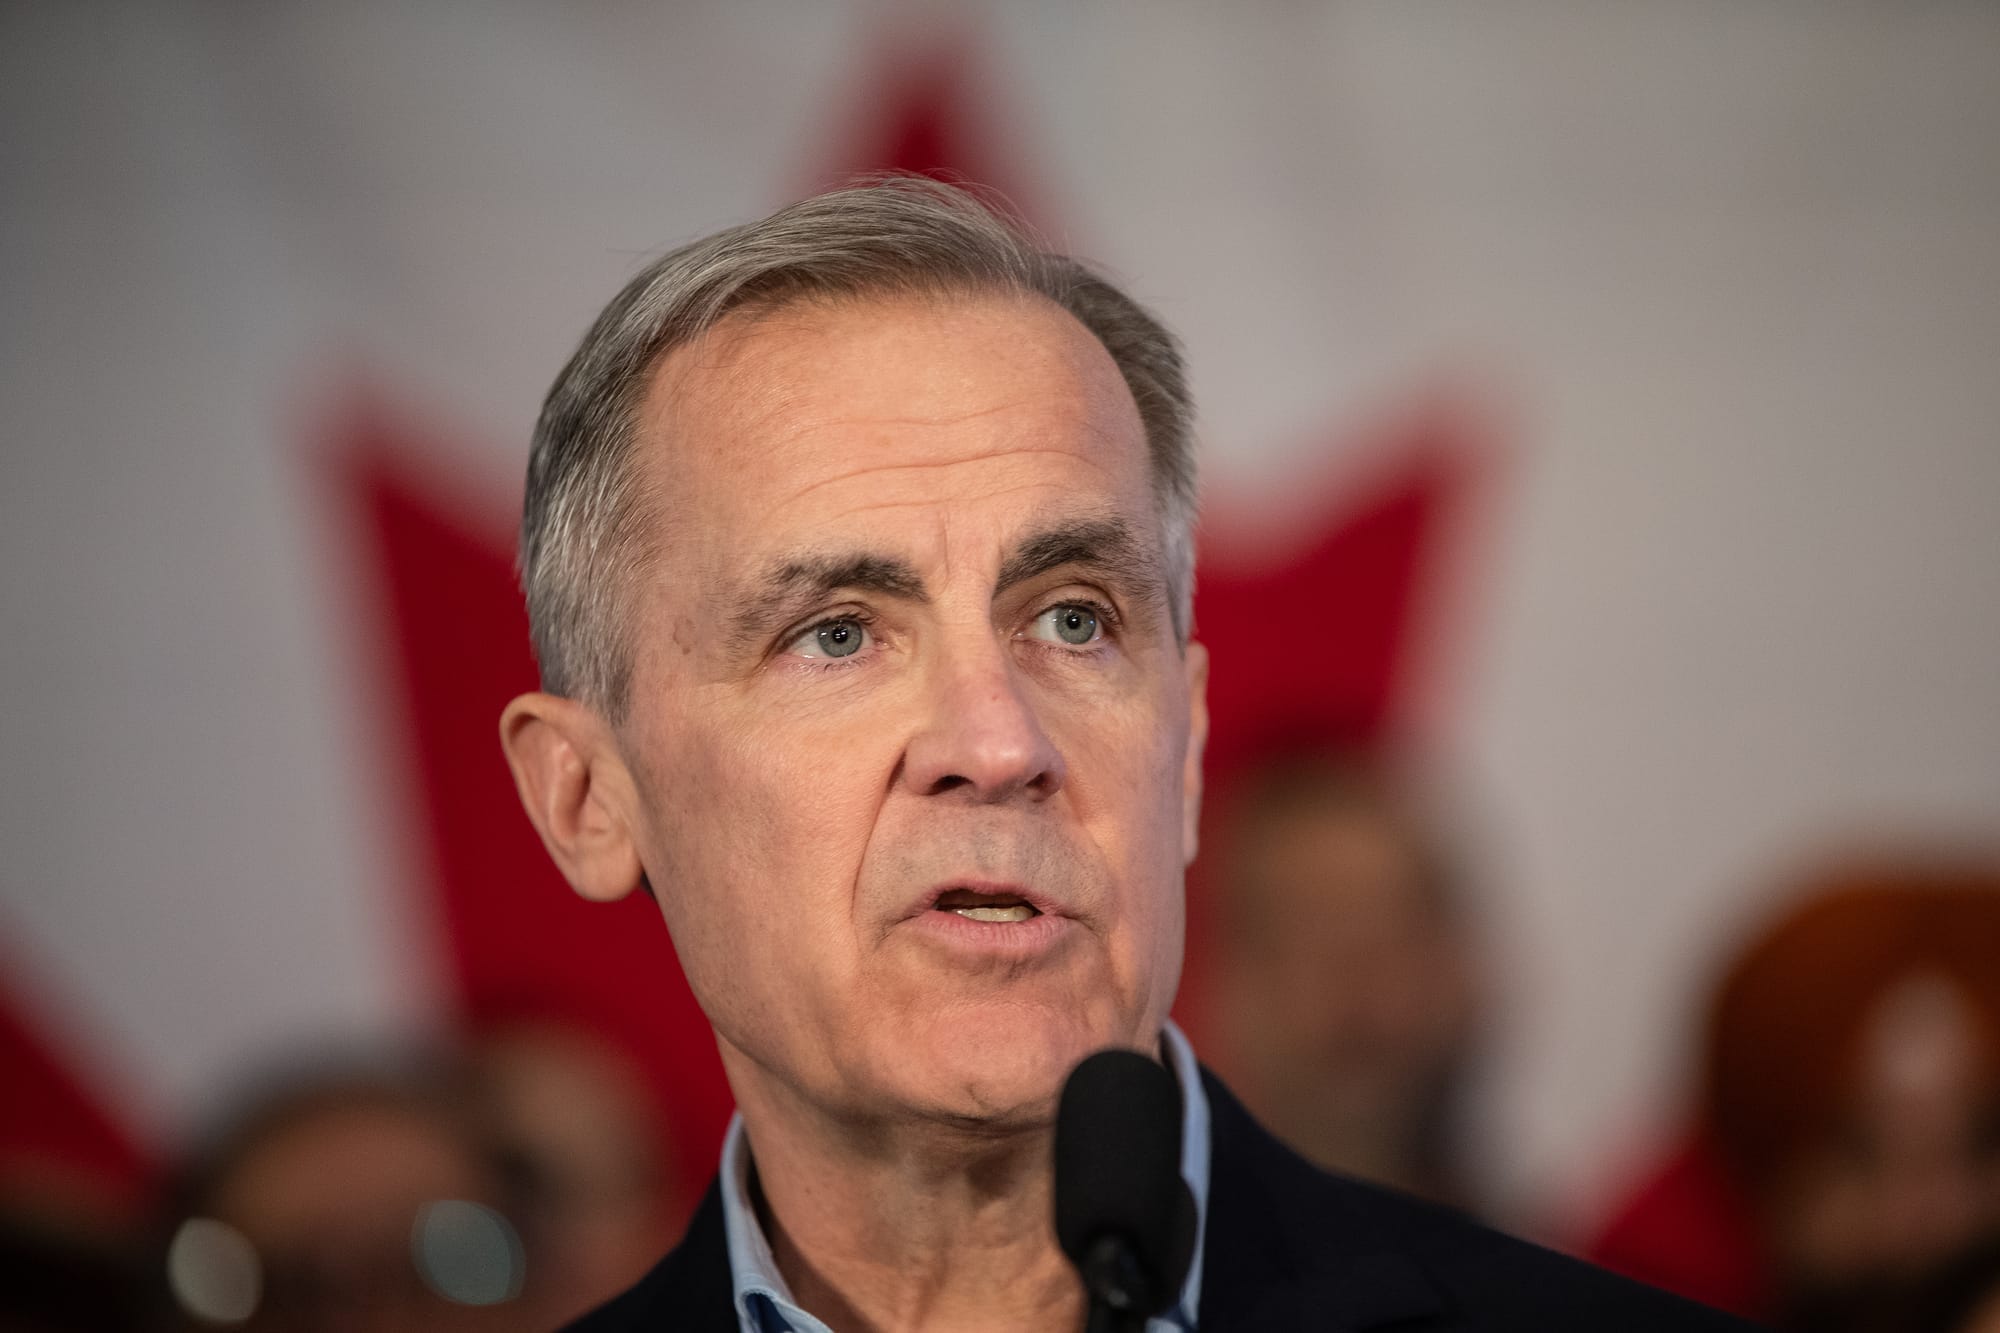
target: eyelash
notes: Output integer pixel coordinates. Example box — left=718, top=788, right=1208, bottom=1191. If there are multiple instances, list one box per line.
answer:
left=1023, top=597, right=1122, bottom=655
left=778, top=596, right=1123, bottom=674
left=784, top=608, right=879, bottom=673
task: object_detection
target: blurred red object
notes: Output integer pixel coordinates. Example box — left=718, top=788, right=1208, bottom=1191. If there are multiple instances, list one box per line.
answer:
left=1588, top=1130, right=1767, bottom=1318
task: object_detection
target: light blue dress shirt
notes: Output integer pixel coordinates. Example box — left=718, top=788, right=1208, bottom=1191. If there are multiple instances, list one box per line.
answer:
left=719, top=1021, right=1212, bottom=1332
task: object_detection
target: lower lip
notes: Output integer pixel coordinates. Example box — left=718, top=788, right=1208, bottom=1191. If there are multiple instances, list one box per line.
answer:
left=900, top=908, right=1074, bottom=961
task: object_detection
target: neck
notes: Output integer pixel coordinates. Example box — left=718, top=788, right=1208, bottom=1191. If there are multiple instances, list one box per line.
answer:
left=725, top=1057, right=1087, bottom=1333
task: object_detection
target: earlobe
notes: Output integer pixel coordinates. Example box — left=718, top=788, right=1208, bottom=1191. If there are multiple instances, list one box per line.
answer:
left=498, top=692, right=646, bottom=903
left=1181, top=641, right=1210, bottom=864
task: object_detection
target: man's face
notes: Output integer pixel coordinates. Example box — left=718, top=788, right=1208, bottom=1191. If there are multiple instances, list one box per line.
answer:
left=612, top=292, right=1205, bottom=1127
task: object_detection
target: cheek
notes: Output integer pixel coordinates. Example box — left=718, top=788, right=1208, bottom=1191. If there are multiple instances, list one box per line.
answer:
left=1061, top=678, right=1189, bottom=854
left=638, top=706, right=887, bottom=988
left=1049, top=684, right=1190, bottom=983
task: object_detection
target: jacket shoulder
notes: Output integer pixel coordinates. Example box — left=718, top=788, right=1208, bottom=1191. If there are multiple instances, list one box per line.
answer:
left=1199, top=1070, right=1760, bottom=1331
left=562, top=1181, right=738, bottom=1332
left=1369, top=1188, right=1757, bottom=1331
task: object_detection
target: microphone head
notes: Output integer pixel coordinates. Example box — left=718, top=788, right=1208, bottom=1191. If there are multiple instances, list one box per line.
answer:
left=1053, top=1048, right=1197, bottom=1316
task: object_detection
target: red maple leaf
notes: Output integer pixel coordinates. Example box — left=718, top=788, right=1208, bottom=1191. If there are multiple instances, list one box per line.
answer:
left=0, top=933, right=152, bottom=1214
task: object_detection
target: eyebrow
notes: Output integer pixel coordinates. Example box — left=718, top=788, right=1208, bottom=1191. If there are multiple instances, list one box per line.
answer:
left=725, top=552, right=926, bottom=652
left=728, top=515, right=1163, bottom=652
left=994, top=516, right=1161, bottom=600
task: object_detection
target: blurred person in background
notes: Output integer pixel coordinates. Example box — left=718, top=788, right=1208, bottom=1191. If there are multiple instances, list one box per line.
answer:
left=459, top=1021, right=681, bottom=1327
left=1590, top=857, right=2000, bottom=1332
left=1201, top=746, right=1484, bottom=1209
left=160, top=1059, right=533, bottom=1333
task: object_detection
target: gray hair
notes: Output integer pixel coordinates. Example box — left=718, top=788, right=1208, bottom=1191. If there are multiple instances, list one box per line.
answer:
left=521, top=176, right=1198, bottom=717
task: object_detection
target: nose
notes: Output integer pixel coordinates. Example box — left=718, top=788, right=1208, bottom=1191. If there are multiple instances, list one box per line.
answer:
left=900, top=636, right=1066, bottom=802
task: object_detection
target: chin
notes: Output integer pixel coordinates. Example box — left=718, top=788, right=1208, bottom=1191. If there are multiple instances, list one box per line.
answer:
left=882, top=1001, right=1119, bottom=1129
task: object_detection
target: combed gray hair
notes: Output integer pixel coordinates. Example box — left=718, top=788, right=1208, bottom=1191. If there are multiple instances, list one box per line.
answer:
left=521, top=176, right=1198, bottom=717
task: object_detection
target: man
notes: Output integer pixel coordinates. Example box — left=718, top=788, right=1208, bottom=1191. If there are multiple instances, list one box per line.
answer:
left=500, top=179, right=1748, bottom=1331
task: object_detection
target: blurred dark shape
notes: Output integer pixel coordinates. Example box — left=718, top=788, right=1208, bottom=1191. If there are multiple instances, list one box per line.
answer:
left=0, top=973, right=162, bottom=1327
left=163, top=1058, right=531, bottom=1333
left=1911, top=1231, right=2000, bottom=1333
left=1779, top=1230, right=2000, bottom=1333
left=1590, top=856, right=2000, bottom=1331
left=1200, top=747, right=1483, bottom=1207
left=459, top=1022, right=680, bottom=1327
left=0, top=1192, right=156, bottom=1332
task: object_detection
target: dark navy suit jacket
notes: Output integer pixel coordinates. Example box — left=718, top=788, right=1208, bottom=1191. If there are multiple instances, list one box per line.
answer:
left=565, top=1071, right=1760, bottom=1331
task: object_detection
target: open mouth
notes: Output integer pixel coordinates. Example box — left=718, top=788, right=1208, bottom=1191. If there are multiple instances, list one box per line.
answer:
left=932, top=887, right=1042, bottom=924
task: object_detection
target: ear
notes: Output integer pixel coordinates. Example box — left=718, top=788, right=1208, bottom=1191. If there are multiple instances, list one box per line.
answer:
left=1181, top=640, right=1210, bottom=864
left=499, top=692, right=646, bottom=903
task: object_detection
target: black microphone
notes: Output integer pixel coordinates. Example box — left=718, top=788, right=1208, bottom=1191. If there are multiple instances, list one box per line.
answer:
left=1054, top=1049, right=1197, bottom=1333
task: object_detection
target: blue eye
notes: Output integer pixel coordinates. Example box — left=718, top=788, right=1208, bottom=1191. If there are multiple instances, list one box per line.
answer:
left=1032, top=604, right=1101, bottom=646
left=793, top=617, right=869, bottom=659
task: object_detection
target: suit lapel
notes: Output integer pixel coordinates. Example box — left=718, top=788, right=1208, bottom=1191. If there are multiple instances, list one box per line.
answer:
left=1198, top=1071, right=1448, bottom=1331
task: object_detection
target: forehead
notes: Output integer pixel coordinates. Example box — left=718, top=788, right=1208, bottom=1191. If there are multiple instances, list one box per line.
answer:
left=633, top=292, right=1155, bottom=577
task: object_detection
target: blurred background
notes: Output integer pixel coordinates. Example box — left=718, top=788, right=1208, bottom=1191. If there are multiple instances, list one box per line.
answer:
left=4, top=2, right=1998, bottom=1328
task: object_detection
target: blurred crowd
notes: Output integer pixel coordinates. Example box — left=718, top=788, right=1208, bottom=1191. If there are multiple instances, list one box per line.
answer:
left=2, top=748, right=1995, bottom=1332
left=1194, top=744, right=2000, bottom=1333
left=0, top=1022, right=682, bottom=1332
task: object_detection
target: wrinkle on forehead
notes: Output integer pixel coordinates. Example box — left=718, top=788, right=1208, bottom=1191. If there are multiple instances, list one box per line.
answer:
left=786, top=398, right=1037, bottom=433
left=777, top=445, right=1126, bottom=512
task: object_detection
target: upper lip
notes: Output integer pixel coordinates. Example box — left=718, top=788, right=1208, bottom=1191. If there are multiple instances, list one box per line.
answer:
left=912, top=879, right=1067, bottom=920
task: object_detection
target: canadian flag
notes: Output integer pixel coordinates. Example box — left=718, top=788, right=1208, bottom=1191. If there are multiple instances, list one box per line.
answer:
left=4, top=7, right=1996, bottom=1254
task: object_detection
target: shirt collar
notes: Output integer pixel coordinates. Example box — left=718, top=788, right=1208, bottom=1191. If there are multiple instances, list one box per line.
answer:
left=719, top=1021, right=1212, bottom=1333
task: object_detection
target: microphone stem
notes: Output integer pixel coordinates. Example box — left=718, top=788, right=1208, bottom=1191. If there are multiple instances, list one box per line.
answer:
left=1084, top=1302, right=1147, bottom=1333
left=1080, top=1235, right=1157, bottom=1333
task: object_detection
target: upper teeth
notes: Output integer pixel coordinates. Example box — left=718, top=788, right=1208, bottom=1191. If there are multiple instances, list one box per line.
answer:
left=952, top=905, right=1036, bottom=923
